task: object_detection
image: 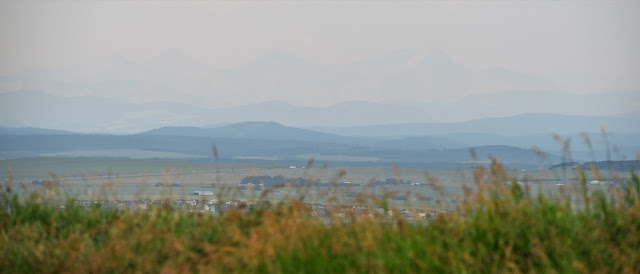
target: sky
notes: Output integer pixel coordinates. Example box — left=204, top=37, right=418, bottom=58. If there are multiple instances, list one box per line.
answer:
left=1, top=1, right=639, bottom=116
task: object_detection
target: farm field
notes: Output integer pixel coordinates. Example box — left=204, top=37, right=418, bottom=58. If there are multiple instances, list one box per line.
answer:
left=3, top=157, right=633, bottom=211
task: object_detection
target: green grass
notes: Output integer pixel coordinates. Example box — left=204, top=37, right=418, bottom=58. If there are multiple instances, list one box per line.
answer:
left=1, top=160, right=639, bottom=273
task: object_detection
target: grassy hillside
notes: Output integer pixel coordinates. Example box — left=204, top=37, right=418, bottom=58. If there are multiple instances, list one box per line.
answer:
left=1, top=161, right=639, bottom=272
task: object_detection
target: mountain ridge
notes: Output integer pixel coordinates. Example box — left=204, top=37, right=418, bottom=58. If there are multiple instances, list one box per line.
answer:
left=137, top=121, right=354, bottom=143
left=307, top=112, right=640, bottom=137
left=1, top=113, right=637, bottom=163
left=2, top=88, right=637, bottom=133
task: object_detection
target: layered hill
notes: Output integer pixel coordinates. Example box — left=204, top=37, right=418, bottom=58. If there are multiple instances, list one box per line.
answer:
left=137, top=121, right=353, bottom=143
left=0, top=121, right=564, bottom=168
left=3, top=110, right=637, bottom=169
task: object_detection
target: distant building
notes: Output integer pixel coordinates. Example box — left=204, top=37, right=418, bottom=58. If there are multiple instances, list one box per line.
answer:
left=193, top=190, right=214, bottom=196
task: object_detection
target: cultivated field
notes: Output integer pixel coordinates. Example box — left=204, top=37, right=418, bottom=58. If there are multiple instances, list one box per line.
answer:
left=3, top=157, right=633, bottom=211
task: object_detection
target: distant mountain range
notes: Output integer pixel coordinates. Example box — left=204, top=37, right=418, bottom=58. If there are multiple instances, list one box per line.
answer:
left=308, top=113, right=640, bottom=137
left=2, top=117, right=638, bottom=168
left=2, top=49, right=637, bottom=168
left=0, top=126, right=78, bottom=135
left=3, top=48, right=640, bottom=133
left=1, top=89, right=638, bottom=134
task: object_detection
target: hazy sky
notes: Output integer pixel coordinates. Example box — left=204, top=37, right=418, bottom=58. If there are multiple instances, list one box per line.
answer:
left=1, top=1, right=639, bottom=108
